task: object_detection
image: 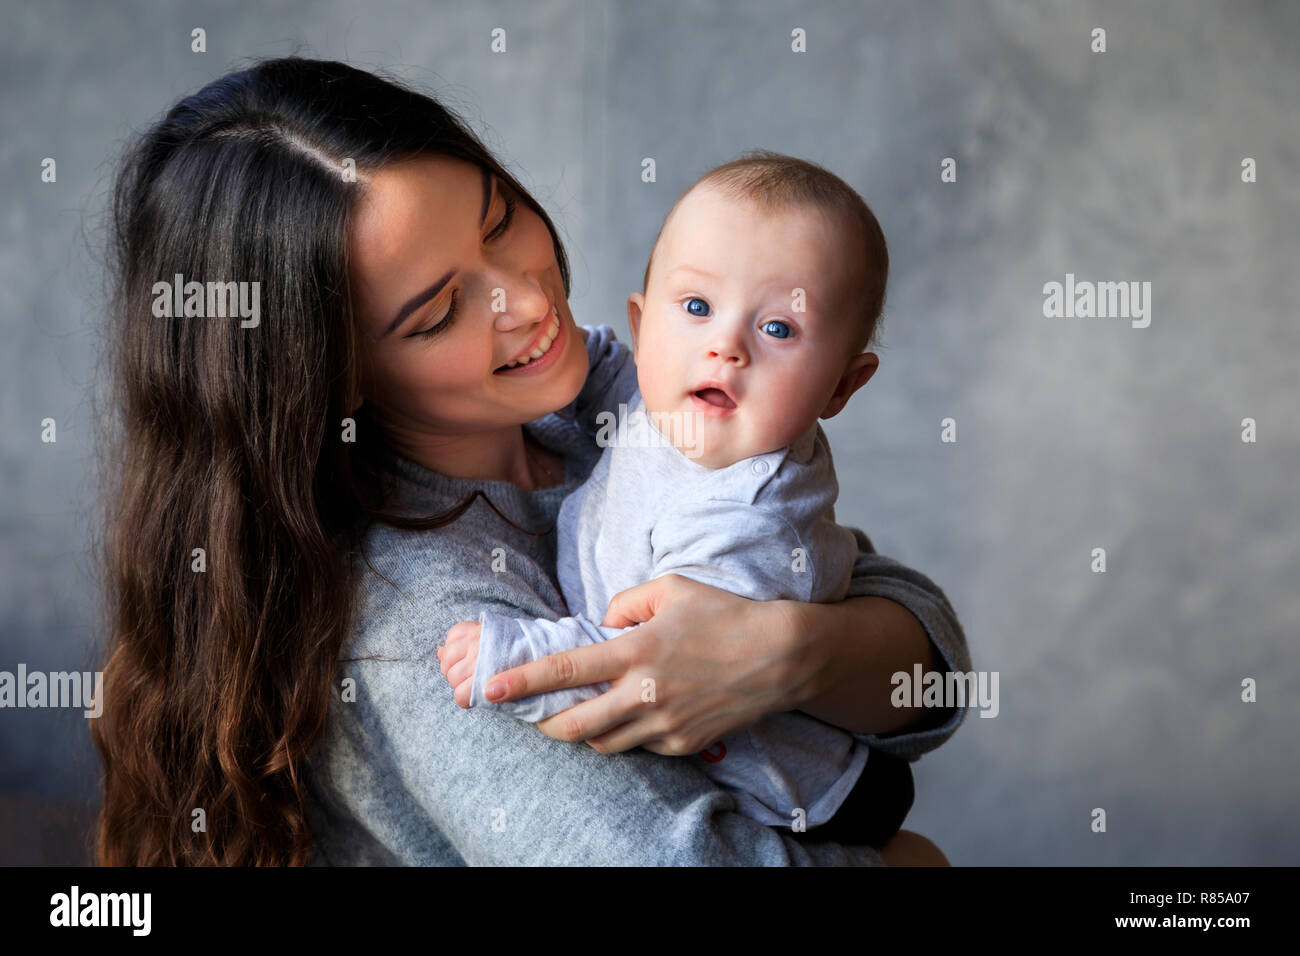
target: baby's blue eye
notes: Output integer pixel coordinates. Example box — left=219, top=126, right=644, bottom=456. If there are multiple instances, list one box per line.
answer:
left=761, top=320, right=792, bottom=339
left=685, top=298, right=710, bottom=317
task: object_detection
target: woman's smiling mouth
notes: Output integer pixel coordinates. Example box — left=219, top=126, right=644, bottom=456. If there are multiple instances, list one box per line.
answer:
left=493, top=306, right=566, bottom=376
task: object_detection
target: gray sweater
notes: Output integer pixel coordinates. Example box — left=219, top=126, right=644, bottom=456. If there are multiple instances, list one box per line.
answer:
left=305, top=325, right=971, bottom=865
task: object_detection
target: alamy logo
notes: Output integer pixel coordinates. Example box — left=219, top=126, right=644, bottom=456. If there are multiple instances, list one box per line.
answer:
left=151, top=273, right=261, bottom=328
left=50, top=886, right=151, bottom=936
left=0, top=664, right=102, bottom=718
left=891, top=664, right=999, bottom=718
left=595, top=403, right=704, bottom=459
left=1042, top=272, right=1151, bottom=328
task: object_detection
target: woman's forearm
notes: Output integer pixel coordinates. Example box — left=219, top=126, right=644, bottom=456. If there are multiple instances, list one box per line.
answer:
left=785, top=594, right=940, bottom=736
left=487, top=572, right=961, bottom=756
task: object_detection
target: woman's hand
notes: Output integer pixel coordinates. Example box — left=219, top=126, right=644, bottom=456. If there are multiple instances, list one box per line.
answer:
left=480, top=574, right=817, bottom=755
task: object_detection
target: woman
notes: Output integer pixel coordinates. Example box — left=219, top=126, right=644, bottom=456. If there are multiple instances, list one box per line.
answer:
left=93, top=57, right=969, bottom=865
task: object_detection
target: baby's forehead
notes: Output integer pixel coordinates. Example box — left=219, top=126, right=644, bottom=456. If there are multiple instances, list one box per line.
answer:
left=679, top=183, right=824, bottom=224
left=668, top=196, right=854, bottom=269
left=679, top=188, right=859, bottom=253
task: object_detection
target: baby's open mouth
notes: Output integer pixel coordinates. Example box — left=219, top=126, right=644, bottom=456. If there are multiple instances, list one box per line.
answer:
left=692, top=388, right=736, bottom=409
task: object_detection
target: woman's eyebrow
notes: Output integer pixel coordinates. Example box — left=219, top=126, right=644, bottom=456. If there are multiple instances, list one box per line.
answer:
left=382, top=170, right=497, bottom=338
left=383, top=268, right=455, bottom=337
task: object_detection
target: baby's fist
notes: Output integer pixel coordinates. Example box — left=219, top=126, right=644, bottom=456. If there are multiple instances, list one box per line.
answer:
left=438, top=620, right=481, bottom=709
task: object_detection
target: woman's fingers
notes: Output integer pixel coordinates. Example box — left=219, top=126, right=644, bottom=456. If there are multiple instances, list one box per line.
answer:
left=484, top=639, right=626, bottom=703
left=535, top=688, right=646, bottom=751
left=583, top=719, right=661, bottom=754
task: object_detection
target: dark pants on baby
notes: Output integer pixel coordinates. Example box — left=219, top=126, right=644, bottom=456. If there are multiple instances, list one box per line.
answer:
left=786, top=749, right=914, bottom=850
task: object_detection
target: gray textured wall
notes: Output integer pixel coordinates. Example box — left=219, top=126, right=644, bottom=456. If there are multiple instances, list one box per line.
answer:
left=2, top=0, right=1296, bottom=865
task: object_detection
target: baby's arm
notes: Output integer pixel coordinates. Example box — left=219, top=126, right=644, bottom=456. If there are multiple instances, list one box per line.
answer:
left=649, top=496, right=844, bottom=604
left=440, top=611, right=633, bottom=721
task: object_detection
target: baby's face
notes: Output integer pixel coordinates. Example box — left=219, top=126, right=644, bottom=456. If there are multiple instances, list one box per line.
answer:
left=628, top=185, right=876, bottom=469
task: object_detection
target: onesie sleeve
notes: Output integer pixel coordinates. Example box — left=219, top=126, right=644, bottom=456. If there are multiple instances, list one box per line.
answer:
left=840, top=526, right=973, bottom=761
left=469, top=610, right=633, bottom=722
left=649, top=497, right=817, bottom=602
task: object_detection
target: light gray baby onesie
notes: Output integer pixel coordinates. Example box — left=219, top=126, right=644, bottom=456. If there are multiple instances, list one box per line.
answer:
left=469, top=328, right=868, bottom=828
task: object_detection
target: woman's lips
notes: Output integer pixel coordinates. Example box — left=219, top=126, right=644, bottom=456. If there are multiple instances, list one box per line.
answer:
left=493, top=307, right=568, bottom=377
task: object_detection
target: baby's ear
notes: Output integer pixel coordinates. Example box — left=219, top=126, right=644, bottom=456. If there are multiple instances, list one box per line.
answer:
left=821, top=352, right=879, bottom=419
left=626, top=292, right=645, bottom=354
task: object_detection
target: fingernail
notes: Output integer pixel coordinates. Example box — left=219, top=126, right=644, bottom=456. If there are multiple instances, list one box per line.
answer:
left=486, top=682, right=505, bottom=701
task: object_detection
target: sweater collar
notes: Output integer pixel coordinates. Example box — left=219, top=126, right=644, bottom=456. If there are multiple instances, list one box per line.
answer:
left=376, top=422, right=581, bottom=514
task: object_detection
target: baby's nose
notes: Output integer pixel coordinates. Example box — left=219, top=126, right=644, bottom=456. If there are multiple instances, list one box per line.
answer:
left=707, top=344, right=746, bottom=364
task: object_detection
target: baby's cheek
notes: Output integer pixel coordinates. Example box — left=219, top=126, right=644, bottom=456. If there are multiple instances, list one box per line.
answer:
left=642, top=366, right=675, bottom=409
left=759, top=388, right=816, bottom=447
left=756, top=411, right=797, bottom=452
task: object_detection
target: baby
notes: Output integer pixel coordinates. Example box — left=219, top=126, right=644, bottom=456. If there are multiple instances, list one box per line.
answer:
left=441, top=150, right=907, bottom=844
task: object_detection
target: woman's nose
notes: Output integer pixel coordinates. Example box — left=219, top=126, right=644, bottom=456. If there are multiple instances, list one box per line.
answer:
left=491, top=275, right=551, bottom=331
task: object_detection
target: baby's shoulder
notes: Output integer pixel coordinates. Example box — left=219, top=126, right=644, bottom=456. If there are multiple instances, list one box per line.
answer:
left=703, top=423, right=835, bottom=509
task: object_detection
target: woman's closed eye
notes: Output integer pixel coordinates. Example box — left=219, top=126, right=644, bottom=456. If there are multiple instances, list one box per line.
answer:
left=409, top=196, right=518, bottom=339
left=410, top=289, right=460, bottom=339
left=486, top=196, right=517, bottom=242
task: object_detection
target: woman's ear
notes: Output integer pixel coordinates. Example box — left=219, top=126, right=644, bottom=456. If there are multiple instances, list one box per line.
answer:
left=347, top=379, right=365, bottom=416
left=821, top=351, right=879, bottom=419
left=627, top=292, right=645, bottom=357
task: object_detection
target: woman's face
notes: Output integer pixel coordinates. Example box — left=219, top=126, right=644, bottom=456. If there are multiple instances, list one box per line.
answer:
left=349, top=155, right=587, bottom=446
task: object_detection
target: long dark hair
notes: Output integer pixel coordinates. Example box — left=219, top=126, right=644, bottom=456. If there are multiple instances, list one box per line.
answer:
left=92, top=57, right=571, bottom=865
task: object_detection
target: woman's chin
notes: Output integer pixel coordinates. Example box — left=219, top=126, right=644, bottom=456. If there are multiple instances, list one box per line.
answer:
left=557, top=351, right=590, bottom=405
left=538, top=346, right=589, bottom=415
left=508, top=364, right=585, bottom=424
left=488, top=312, right=587, bottom=419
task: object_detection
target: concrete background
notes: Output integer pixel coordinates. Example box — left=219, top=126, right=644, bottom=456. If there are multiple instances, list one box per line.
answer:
left=1, top=0, right=1297, bottom=864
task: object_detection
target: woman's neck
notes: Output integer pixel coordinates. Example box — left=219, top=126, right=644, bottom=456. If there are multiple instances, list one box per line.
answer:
left=384, top=420, right=560, bottom=490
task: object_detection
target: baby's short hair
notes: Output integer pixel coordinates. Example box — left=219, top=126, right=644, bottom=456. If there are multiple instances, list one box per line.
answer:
left=643, top=149, right=888, bottom=353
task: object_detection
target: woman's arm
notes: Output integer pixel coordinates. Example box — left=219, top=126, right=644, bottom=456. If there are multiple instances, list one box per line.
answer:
left=789, top=529, right=972, bottom=759
left=785, top=593, right=936, bottom=735
left=487, top=531, right=970, bottom=759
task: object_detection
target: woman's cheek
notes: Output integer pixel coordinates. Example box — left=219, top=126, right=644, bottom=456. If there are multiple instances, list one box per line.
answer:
left=519, top=211, right=559, bottom=266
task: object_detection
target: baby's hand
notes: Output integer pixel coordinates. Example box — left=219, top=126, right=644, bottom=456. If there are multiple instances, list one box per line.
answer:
left=438, top=620, right=481, bottom=709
